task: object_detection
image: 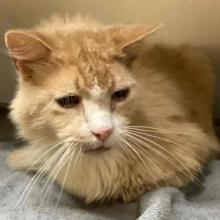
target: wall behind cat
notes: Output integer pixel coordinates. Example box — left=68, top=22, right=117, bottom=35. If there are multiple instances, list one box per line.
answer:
left=0, top=0, right=220, bottom=117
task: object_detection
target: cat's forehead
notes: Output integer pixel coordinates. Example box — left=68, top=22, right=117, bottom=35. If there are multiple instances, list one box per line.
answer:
left=54, top=32, right=118, bottom=89
left=45, top=64, right=113, bottom=97
left=89, top=76, right=109, bottom=99
left=75, top=67, right=113, bottom=100
left=54, top=30, right=119, bottom=63
left=78, top=65, right=113, bottom=90
left=44, top=31, right=131, bottom=94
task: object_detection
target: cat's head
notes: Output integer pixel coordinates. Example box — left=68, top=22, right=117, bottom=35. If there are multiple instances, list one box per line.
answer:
left=5, top=17, right=159, bottom=153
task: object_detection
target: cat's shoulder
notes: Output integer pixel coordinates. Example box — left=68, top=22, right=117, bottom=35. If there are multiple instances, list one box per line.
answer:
left=137, top=43, right=212, bottom=75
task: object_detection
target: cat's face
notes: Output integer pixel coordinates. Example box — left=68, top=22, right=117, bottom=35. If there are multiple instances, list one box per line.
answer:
left=5, top=20, right=158, bottom=153
left=36, top=58, right=137, bottom=152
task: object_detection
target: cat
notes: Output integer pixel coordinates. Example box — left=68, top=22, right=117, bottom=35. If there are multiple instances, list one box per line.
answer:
left=4, top=16, right=219, bottom=203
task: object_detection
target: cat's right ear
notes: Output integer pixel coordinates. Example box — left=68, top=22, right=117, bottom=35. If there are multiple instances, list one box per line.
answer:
left=106, top=24, right=162, bottom=50
left=4, top=30, right=52, bottom=82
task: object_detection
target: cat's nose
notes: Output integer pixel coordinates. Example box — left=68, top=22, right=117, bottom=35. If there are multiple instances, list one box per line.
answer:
left=91, top=128, right=113, bottom=141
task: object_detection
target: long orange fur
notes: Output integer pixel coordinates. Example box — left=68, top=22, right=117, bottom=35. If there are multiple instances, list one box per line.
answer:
left=4, top=16, right=219, bottom=203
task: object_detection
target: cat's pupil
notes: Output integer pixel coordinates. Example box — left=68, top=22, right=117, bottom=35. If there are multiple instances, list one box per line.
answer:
left=56, top=95, right=81, bottom=108
left=112, top=88, right=130, bottom=101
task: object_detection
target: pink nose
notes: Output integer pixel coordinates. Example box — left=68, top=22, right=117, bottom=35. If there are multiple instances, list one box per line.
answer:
left=91, top=128, right=113, bottom=141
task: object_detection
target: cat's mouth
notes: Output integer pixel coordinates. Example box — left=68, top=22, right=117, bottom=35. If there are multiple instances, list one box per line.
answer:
left=84, top=145, right=110, bottom=154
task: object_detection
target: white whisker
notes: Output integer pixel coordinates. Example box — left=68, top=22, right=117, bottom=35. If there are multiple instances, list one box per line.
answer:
left=43, top=146, right=72, bottom=202
left=56, top=145, right=77, bottom=207
left=119, top=137, right=152, bottom=176
left=16, top=142, right=69, bottom=208
left=126, top=129, right=205, bottom=162
left=39, top=142, right=76, bottom=206
left=25, top=138, right=67, bottom=173
left=124, top=125, right=195, bottom=135
left=123, top=131, right=198, bottom=183
left=55, top=142, right=82, bottom=207
left=122, top=135, right=165, bottom=185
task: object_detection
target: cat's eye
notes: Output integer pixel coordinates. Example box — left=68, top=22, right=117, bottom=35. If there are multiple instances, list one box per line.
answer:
left=111, top=88, right=130, bottom=102
left=56, top=95, right=81, bottom=108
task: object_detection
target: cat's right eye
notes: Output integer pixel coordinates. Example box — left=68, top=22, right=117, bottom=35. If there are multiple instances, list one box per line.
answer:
left=111, top=88, right=130, bottom=102
left=56, top=95, right=81, bottom=108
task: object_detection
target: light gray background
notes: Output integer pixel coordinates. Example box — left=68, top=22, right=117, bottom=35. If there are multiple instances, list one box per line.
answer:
left=1, top=0, right=220, bottom=116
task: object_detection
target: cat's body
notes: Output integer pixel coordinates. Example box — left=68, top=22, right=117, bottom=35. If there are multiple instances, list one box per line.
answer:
left=5, top=16, right=219, bottom=203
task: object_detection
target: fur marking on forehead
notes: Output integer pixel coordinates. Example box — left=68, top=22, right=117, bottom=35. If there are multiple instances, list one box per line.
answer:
left=78, top=58, right=113, bottom=90
left=90, top=76, right=108, bottom=98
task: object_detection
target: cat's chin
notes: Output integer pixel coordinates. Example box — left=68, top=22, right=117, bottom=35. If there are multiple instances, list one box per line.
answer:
left=84, top=145, right=110, bottom=154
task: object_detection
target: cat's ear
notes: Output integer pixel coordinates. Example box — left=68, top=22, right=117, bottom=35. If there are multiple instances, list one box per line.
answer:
left=4, top=30, right=52, bottom=82
left=106, top=24, right=162, bottom=50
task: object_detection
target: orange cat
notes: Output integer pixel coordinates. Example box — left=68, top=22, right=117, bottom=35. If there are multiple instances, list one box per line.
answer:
left=5, top=16, right=219, bottom=203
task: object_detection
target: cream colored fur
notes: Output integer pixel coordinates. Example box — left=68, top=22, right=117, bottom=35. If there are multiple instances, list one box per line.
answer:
left=5, top=16, right=219, bottom=203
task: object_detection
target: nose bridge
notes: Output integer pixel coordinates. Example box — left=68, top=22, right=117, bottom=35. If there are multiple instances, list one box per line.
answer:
left=84, top=100, right=113, bottom=130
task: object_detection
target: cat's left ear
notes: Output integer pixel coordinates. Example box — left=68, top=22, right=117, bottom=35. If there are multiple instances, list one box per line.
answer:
left=106, top=24, right=162, bottom=50
left=5, top=30, right=52, bottom=60
left=4, top=30, right=53, bottom=82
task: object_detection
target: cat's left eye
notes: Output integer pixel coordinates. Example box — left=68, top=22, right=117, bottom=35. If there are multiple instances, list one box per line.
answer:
left=111, top=88, right=130, bottom=102
left=56, top=95, right=81, bottom=108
